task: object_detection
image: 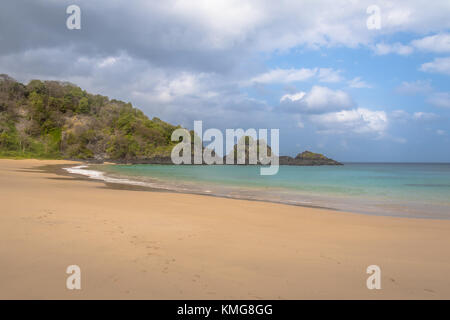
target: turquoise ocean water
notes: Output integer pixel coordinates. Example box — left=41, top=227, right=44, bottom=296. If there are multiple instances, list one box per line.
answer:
left=88, top=163, right=450, bottom=219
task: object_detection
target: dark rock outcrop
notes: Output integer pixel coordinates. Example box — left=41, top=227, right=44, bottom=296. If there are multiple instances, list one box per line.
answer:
left=279, top=151, right=342, bottom=166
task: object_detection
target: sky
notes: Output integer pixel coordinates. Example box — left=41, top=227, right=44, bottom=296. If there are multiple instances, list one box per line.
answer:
left=1, top=0, right=450, bottom=162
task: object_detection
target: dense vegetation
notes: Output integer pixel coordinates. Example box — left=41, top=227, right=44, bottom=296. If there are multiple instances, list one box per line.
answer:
left=0, top=74, right=180, bottom=160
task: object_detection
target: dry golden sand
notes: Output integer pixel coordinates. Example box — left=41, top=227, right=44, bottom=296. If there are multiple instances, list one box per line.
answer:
left=0, top=159, right=449, bottom=299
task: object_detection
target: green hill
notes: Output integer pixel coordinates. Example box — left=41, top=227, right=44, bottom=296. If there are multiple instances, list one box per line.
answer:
left=0, top=74, right=180, bottom=160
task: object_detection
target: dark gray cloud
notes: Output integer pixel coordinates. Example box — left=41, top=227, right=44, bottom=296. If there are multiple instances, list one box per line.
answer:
left=0, top=0, right=256, bottom=74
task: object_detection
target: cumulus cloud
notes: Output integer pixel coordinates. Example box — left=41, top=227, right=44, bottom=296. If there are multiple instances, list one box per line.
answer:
left=412, top=33, right=450, bottom=53
left=420, top=57, right=450, bottom=75
left=310, top=108, right=388, bottom=135
left=373, top=32, right=450, bottom=56
left=280, top=92, right=306, bottom=102
left=280, top=86, right=354, bottom=114
left=379, top=33, right=450, bottom=56
left=280, top=86, right=391, bottom=138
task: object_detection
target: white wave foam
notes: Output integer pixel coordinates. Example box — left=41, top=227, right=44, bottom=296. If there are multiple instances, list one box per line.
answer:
left=63, top=165, right=168, bottom=189
left=64, top=165, right=105, bottom=180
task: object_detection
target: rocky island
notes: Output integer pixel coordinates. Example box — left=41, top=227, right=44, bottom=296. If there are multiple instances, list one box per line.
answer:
left=279, top=151, right=342, bottom=166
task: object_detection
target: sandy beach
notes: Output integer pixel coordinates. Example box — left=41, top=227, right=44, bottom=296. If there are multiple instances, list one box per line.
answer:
left=0, top=159, right=449, bottom=299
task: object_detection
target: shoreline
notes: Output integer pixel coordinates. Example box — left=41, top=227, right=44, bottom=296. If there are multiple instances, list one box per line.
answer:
left=1, top=159, right=450, bottom=299
left=59, top=162, right=449, bottom=220
left=53, top=163, right=341, bottom=212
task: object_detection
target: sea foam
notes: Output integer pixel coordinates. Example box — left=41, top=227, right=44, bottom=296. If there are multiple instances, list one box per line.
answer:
left=63, top=165, right=163, bottom=189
